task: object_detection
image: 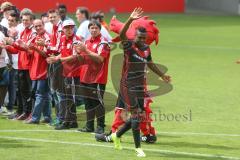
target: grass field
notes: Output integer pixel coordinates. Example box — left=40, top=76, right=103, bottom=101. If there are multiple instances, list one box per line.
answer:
left=1, top=14, right=240, bottom=160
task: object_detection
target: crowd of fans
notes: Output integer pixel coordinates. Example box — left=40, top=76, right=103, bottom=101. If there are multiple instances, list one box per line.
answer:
left=0, top=2, right=171, bottom=157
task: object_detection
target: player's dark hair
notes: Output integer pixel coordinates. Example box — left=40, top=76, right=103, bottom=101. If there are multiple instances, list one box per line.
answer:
left=137, top=26, right=147, bottom=34
left=41, top=12, right=48, bottom=18
left=12, top=6, right=20, bottom=16
left=9, top=12, right=20, bottom=22
left=88, top=20, right=101, bottom=30
left=57, top=4, right=67, bottom=10
left=90, top=11, right=103, bottom=22
left=48, top=9, right=59, bottom=15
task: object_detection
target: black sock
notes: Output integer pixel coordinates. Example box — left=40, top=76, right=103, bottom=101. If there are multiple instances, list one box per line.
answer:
left=131, top=117, right=141, bottom=148
left=116, top=119, right=131, bottom=137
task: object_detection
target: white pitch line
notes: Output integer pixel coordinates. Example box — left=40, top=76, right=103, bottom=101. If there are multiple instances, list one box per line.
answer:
left=0, top=129, right=240, bottom=137
left=159, top=131, right=240, bottom=137
left=142, top=148, right=240, bottom=160
left=0, top=129, right=79, bottom=133
left=0, top=136, right=239, bottom=160
left=161, top=43, right=240, bottom=51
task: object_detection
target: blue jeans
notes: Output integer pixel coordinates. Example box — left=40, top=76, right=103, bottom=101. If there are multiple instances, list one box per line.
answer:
left=51, top=90, right=62, bottom=121
left=7, top=69, right=18, bottom=111
left=31, top=79, right=51, bottom=122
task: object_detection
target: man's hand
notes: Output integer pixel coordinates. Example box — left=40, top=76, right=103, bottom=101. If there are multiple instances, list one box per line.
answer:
left=130, top=7, right=143, bottom=20
left=28, top=43, right=40, bottom=51
left=16, top=39, right=29, bottom=50
left=75, top=42, right=87, bottom=53
left=160, top=75, right=171, bottom=83
left=7, top=63, right=13, bottom=71
left=0, top=42, right=6, bottom=49
left=28, top=43, right=36, bottom=50
left=36, top=38, right=46, bottom=46
left=8, top=28, right=18, bottom=38
left=120, top=7, right=143, bottom=40
left=46, top=55, right=60, bottom=64
left=4, top=37, right=14, bottom=45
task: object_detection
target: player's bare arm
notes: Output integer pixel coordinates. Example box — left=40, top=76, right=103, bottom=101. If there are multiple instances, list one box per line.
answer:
left=147, top=61, right=171, bottom=83
left=119, top=7, right=143, bottom=41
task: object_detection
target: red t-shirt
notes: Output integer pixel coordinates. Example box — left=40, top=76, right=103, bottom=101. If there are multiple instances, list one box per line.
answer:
left=29, top=32, right=50, bottom=80
left=17, top=25, right=36, bottom=70
left=59, top=35, right=82, bottom=77
left=48, top=21, right=63, bottom=54
left=80, top=35, right=110, bottom=84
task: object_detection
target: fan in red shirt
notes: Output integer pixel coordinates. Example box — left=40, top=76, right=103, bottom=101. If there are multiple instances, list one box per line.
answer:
left=47, top=20, right=110, bottom=133
left=5, top=10, right=36, bottom=120
left=29, top=32, right=50, bottom=81
left=77, top=20, right=110, bottom=134
left=24, top=19, right=52, bottom=124
left=46, top=19, right=82, bottom=130
left=45, top=9, right=65, bottom=125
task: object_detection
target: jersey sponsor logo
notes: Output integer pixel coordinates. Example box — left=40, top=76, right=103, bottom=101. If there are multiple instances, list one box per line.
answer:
left=133, top=53, right=147, bottom=62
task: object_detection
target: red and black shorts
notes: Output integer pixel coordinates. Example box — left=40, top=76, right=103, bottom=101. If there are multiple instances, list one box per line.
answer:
left=118, top=84, right=145, bottom=112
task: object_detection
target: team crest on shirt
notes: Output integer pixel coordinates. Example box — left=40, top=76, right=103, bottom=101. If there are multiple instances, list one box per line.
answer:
left=67, top=43, right=71, bottom=49
left=133, top=54, right=147, bottom=62
left=93, top=44, right=97, bottom=49
left=61, top=42, right=65, bottom=49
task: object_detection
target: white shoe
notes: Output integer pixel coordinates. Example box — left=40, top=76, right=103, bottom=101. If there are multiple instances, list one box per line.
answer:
left=2, top=110, right=14, bottom=116
left=135, top=148, right=146, bottom=157
left=0, top=107, right=8, bottom=114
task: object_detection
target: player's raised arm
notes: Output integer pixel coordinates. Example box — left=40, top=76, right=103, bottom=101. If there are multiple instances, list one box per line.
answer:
left=119, top=7, right=143, bottom=41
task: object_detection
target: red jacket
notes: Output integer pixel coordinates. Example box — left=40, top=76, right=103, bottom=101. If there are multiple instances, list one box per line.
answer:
left=80, top=35, right=110, bottom=84
left=29, top=31, right=50, bottom=80
left=6, top=25, right=36, bottom=70
left=58, top=35, right=82, bottom=77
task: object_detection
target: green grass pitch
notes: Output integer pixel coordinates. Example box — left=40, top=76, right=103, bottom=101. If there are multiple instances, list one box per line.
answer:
left=0, top=14, right=240, bottom=160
